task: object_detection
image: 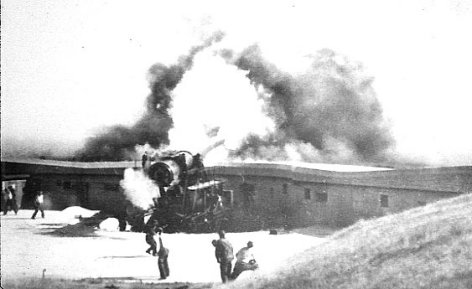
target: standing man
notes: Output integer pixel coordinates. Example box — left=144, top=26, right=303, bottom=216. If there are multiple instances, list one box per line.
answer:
left=31, top=191, right=45, bottom=219
left=142, top=151, right=148, bottom=169
left=142, top=151, right=152, bottom=173
left=231, top=241, right=259, bottom=280
left=214, top=230, right=234, bottom=283
left=145, top=220, right=158, bottom=256
left=3, top=185, right=18, bottom=215
left=157, top=228, right=170, bottom=280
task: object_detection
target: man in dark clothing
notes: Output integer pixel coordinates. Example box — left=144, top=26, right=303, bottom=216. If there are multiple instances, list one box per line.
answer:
left=157, top=227, right=170, bottom=280
left=3, top=186, right=19, bottom=215
left=214, top=230, right=234, bottom=283
left=142, top=151, right=152, bottom=172
left=31, top=191, right=45, bottom=219
left=116, top=211, right=127, bottom=231
left=145, top=222, right=158, bottom=256
left=142, top=151, right=148, bottom=168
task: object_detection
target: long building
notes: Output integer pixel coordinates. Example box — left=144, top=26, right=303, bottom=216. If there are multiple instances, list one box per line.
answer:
left=2, top=158, right=471, bottom=228
left=212, top=162, right=471, bottom=227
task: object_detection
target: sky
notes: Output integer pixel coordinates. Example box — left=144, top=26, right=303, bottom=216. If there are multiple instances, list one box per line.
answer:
left=1, top=0, right=472, bottom=166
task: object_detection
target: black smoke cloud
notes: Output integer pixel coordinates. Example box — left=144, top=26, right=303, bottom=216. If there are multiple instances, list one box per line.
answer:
left=76, top=35, right=394, bottom=165
left=75, top=33, right=224, bottom=161
left=222, top=45, right=394, bottom=163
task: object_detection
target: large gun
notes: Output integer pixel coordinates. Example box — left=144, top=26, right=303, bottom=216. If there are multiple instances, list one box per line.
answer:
left=147, top=151, right=205, bottom=188
left=139, top=151, right=231, bottom=233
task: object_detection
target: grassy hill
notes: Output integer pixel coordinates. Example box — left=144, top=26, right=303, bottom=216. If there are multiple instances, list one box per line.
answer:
left=224, top=193, right=472, bottom=289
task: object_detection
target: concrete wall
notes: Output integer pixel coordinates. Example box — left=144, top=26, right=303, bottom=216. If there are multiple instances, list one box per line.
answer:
left=211, top=167, right=464, bottom=228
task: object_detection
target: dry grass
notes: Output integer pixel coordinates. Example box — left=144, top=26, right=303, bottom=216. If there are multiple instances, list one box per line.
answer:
left=2, top=277, right=212, bottom=289
left=221, top=193, right=472, bottom=289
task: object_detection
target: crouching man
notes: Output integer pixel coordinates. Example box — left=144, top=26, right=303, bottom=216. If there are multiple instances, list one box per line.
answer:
left=231, top=241, right=259, bottom=280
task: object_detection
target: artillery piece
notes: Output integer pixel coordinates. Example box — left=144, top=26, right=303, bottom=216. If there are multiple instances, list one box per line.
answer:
left=135, top=151, right=233, bottom=233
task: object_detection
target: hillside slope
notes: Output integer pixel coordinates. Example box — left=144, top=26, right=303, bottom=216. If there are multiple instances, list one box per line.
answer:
left=223, top=193, right=472, bottom=289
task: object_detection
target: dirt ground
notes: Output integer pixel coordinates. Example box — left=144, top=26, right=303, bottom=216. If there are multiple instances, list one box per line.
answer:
left=1, top=209, right=330, bottom=286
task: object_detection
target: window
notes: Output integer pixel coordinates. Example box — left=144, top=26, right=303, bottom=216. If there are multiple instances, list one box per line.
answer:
left=282, top=183, right=288, bottom=194
left=222, top=190, right=233, bottom=207
left=239, top=183, right=256, bottom=207
left=315, top=192, right=328, bottom=203
left=304, top=188, right=311, bottom=200
left=104, top=183, right=120, bottom=191
left=270, top=187, right=274, bottom=195
left=380, top=194, right=389, bottom=208
left=63, top=181, right=72, bottom=189
left=417, top=201, right=427, bottom=207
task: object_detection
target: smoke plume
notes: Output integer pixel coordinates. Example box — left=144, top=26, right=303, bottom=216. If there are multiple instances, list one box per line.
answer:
left=120, top=168, right=161, bottom=210
left=75, top=32, right=224, bottom=161
left=75, top=34, right=394, bottom=165
left=221, top=45, right=394, bottom=164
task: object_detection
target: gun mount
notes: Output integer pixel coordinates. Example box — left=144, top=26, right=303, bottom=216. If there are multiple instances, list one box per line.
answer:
left=129, top=151, right=233, bottom=233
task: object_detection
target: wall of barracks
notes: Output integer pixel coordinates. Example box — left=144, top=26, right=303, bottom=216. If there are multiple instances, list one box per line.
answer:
left=2, top=159, right=471, bottom=228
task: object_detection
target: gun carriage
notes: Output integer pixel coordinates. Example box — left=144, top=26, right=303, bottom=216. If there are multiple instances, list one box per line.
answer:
left=129, top=151, right=233, bottom=233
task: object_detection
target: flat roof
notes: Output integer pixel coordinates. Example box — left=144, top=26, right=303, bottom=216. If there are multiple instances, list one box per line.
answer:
left=209, top=160, right=393, bottom=172
left=253, top=160, right=393, bottom=172
left=1, top=157, right=136, bottom=169
left=2, top=158, right=395, bottom=172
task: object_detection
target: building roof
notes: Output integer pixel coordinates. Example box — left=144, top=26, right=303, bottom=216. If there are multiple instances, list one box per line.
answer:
left=1, top=157, right=137, bottom=168
left=209, top=162, right=472, bottom=194
left=212, top=160, right=393, bottom=172
left=1, top=158, right=138, bottom=176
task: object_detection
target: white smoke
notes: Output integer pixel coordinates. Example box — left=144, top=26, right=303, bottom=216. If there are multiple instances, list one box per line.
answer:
left=120, top=168, right=161, bottom=210
left=168, top=48, right=275, bottom=161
